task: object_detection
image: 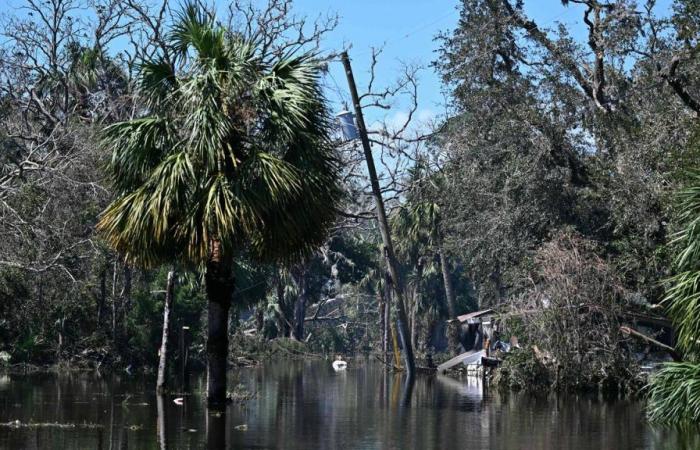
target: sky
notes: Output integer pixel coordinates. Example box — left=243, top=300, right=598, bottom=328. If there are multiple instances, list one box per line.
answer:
left=5, top=0, right=673, bottom=128
left=248, top=0, right=675, bottom=128
left=257, top=0, right=579, bottom=125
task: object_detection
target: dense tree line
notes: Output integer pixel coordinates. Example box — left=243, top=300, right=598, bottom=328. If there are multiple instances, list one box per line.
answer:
left=2, top=0, right=700, bottom=414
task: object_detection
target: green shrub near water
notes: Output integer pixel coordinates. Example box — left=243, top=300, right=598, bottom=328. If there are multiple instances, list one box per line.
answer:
left=648, top=362, right=700, bottom=424
left=492, top=348, right=551, bottom=392
left=647, top=172, right=700, bottom=425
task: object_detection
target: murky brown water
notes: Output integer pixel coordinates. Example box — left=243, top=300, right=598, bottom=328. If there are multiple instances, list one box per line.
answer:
left=0, top=359, right=696, bottom=449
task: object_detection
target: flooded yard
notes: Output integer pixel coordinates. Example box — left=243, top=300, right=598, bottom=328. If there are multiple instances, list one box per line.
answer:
left=0, top=360, right=696, bottom=449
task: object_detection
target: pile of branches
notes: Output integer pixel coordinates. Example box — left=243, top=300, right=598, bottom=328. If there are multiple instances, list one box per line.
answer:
left=497, top=231, right=643, bottom=394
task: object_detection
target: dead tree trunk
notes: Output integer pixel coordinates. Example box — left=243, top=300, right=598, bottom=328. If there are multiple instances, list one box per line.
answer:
left=291, top=265, right=308, bottom=341
left=276, top=273, right=292, bottom=337
left=156, top=270, right=176, bottom=394
left=122, top=264, right=132, bottom=336
left=378, top=292, right=386, bottom=354
left=383, top=275, right=391, bottom=357
left=111, top=259, right=118, bottom=344
left=97, top=269, right=106, bottom=326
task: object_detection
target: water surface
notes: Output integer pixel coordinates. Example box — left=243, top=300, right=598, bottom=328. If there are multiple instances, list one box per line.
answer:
left=0, top=360, right=696, bottom=449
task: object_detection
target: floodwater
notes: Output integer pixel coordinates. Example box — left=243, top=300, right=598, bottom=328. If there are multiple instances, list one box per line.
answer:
left=0, top=360, right=697, bottom=449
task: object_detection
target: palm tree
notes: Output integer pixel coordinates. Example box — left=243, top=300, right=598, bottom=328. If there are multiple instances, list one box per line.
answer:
left=98, top=4, right=340, bottom=409
left=648, top=172, right=700, bottom=424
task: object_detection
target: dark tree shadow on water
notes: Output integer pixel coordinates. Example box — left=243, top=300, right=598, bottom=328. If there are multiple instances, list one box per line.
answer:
left=206, top=410, right=227, bottom=449
left=401, top=375, right=415, bottom=408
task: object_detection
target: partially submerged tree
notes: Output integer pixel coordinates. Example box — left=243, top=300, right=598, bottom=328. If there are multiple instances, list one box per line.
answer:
left=98, top=3, right=340, bottom=408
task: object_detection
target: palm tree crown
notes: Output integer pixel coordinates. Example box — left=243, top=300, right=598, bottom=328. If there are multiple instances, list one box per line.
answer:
left=98, top=4, right=340, bottom=268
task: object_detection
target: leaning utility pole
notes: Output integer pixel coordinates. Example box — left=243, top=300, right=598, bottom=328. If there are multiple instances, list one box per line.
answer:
left=340, top=51, right=415, bottom=378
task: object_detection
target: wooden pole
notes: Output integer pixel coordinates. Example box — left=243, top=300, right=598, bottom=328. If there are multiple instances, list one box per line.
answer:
left=341, top=51, right=415, bottom=378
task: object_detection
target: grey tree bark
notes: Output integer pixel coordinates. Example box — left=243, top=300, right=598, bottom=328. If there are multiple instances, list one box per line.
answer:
left=291, top=265, right=308, bottom=341
left=156, top=270, right=176, bottom=394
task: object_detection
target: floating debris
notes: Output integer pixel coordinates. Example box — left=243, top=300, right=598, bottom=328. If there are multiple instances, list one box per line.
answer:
left=234, top=424, right=248, bottom=431
left=173, top=397, right=184, bottom=405
left=0, top=420, right=103, bottom=429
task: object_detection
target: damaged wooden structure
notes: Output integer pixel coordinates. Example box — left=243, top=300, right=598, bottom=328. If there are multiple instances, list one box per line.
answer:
left=437, top=309, right=504, bottom=374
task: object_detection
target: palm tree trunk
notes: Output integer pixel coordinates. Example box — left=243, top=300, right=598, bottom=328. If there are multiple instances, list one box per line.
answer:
left=438, top=243, right=461, bottom=354
left=438, top=245, right=457, bottom=319
left=205, top=241, right=234, bottom=410
left=157, top=270, right=176, bottom=394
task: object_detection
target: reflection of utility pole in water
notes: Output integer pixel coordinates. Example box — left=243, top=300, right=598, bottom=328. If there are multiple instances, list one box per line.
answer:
left=391, top=325, right=402, bottom=370
left=390, top=374, right=401, bottom=409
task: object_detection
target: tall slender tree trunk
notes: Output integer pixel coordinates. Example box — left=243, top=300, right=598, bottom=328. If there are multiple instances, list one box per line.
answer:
left=97, top=270, right=106, bottom=326
left=291, top=265, right=308, bottom=341
left=378, top=292, right=385, bottom=354
left=438, top=243, right=460, bottom=354
left=157, top=270, right=176, bottom=394
left=122, top=264, right=132, bottom=336
left=276, top=274, right=291, bottom=337
left=411, top=262, right=424, bottom=353
left=383, top=276, right=391, bottom=357
left=438, top=244, right=457, bottom=319
left=111, top=259, right=118, bottom=344
left=205, top=240, right=234, bottom=410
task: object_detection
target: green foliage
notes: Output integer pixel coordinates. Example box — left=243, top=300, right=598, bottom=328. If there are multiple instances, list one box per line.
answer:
left=493, top=348, right=552, bottom=392
left=648, top=362, right=700, bottom=425
left=648, top=170, right=700, bottom=424
left=98, top=2, right=341, bottom=269
left=125, top=268, right=207, bottom=367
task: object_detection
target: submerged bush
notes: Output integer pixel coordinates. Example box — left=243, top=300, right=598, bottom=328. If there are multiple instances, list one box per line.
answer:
left=492, top=347, right=551, bottom=392
left=497, top=232, right=640, bottom=393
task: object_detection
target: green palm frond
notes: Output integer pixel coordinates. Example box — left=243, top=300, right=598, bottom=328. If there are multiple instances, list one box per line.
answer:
left=104, top=117, right=177, bottom=193
left=662, top=172, right=700, bottom=355
left=98, top=2, right=341, bottom=270
left=170, top=2, right=222, bottom=62
left=665, top=270, right=700, bottom=354
left=649, top=171, right=700, bottom=424
left=648, top=362, right=700, bottom=425
left=139, top=60, right=178, bottom=109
